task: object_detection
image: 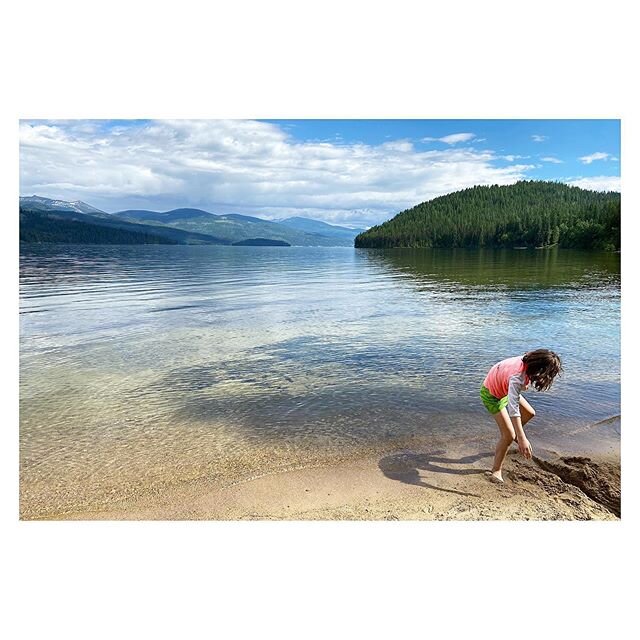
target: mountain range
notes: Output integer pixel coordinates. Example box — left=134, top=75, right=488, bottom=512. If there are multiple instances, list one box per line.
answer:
left=19, top=196, right=365, bottom=247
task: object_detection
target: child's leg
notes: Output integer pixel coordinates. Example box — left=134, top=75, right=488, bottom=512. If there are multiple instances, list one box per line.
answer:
left=519, top=396, right=535, bottom=426
left=489, top=408, right=516, bottom=481
left=512, top=397, right=536, bottom=444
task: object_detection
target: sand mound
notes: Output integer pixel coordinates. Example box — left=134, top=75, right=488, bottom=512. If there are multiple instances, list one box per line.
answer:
left=532, top=455, right=620, bottom=517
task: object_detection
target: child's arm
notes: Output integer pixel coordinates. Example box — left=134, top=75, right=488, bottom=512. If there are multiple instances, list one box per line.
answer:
left=511, top=415, right=532, bottom=459
left=507, top=374, right=533, bottom=459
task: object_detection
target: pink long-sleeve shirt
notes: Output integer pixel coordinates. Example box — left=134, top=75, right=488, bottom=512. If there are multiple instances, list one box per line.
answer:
left=483, top=355, right=531, bottom=417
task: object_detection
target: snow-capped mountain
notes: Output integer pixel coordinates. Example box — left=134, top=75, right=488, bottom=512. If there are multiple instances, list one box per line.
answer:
left=19, top=195, right=107, bottom=216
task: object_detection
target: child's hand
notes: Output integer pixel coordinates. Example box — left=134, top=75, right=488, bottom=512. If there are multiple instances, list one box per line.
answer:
left=518, top=437, right=533, bottom=460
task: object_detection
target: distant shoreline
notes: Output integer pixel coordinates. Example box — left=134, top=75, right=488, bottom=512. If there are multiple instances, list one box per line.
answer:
left=19, top=242, right=620, bottom=252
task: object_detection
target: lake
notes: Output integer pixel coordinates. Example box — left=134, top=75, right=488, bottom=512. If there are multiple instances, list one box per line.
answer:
left=19, top=245, right=621, bottom=516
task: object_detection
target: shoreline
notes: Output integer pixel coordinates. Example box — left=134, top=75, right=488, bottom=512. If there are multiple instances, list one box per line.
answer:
left=24, top=431, right=620, bottom=521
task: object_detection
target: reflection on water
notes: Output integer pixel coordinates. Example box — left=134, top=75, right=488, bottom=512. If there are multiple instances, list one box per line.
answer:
left=19, top=245, right=620, bottom=516
left=361, top=246, right=619, bottom=289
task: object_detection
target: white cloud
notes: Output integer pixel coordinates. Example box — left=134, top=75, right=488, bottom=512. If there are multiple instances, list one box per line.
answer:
left=422, top=132, right=475, bottom=145
left=380, top=139, right=414, bottom=152
left=541, top=156, right=563, bottom=164
left=20, top=120, right=532, bottom=227
left=563, top=176, right=621, bottom=192
left=531, top=134, right=548, bottom=142
left=579, top=151, right=613, bottom=164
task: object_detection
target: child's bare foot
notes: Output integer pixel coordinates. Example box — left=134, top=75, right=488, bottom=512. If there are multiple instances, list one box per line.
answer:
left=485, top=470, right=504, bottom=484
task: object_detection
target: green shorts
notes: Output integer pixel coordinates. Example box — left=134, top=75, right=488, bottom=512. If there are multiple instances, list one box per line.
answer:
left=480, top=385, right=508, bottom=414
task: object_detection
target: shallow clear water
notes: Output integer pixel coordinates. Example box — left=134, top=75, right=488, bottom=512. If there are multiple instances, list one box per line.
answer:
left=19, top=245, right=620, bottom=515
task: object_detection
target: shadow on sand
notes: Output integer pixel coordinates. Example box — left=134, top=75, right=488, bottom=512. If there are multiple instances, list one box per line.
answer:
left=378, top=450, right=493, bottom=498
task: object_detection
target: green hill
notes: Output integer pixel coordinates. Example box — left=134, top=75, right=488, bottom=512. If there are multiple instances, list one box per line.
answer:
left=354, top=181, right=621, bottom=250
left=115, top=209, right=356, bottom=247
left=20, top=206, right=230, bottom=246
left=232, top=238, right=291, bottom=246
left=20, top=209, right=178, bottom=245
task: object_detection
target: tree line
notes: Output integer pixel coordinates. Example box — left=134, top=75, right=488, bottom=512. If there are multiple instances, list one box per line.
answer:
left=355, top=181, right=621, bottom=250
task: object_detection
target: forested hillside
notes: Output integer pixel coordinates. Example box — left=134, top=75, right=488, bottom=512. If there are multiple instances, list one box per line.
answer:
left=19, top=205, right=232, bottom=246
left=20, top=209, right=178, bottom=245
left=355, top=181, right=620, bottom=250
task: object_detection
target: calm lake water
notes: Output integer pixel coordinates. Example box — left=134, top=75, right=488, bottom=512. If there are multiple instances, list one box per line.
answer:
left=19, top=245, right=621, bottom=515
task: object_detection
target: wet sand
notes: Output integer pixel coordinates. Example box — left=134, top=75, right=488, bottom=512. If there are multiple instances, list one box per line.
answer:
left=30, top=433, right=620, bottom=521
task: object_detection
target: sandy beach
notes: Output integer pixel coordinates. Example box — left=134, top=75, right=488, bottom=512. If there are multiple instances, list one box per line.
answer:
left=27, top=423, right=620, bottom=521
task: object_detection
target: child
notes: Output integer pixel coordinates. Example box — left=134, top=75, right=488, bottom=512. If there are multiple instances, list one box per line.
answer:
left=480, top=349, right=562, bottom=483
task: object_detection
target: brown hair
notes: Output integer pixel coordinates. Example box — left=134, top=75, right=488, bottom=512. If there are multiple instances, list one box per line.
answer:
left=523, top=349, right=563, bottom=391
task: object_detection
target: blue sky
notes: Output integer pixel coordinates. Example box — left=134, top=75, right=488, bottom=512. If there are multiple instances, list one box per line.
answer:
left=20, top=119, right=620, bottom=228
left=266, top=119, right=620, bottom=180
